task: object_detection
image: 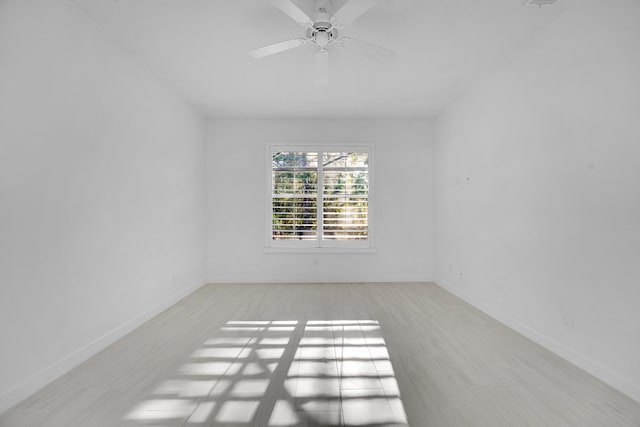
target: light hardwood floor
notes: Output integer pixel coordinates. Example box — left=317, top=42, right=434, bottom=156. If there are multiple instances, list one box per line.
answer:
left=1, top=283, right=639, bottom=426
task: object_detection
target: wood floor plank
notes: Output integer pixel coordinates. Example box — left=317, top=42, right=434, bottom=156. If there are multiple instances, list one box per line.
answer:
left=1, top=283, right=638, bottom=426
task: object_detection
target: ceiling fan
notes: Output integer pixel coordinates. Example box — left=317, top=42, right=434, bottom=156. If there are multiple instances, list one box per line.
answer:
left=249, top=0, right=395, bottom=85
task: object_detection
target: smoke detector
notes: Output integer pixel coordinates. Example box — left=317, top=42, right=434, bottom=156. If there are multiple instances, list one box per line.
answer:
left=523, top=0, right=558, bottom=7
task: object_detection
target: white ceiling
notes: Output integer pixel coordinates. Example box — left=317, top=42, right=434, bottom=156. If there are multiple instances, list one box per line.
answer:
left=72, top=0, right=573, bottom=119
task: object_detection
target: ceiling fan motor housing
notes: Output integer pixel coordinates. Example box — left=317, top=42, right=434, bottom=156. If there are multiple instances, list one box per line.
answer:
left=310, top=0, right=334, bottom=47
left=307, top=26, right=339, bottom=47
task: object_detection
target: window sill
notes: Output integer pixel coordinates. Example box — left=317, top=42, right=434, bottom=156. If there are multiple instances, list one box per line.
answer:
left=264, top=247, right=377, bottom=254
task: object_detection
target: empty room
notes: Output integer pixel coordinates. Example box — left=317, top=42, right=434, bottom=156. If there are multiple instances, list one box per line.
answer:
left=1, top=0, right=639, bottom=425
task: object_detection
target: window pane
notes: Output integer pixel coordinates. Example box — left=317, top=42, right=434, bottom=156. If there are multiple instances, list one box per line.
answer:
left=272, top=152, right=318, bottom=241
left=322, top=152, right=369, bottom=241
left=323, top=152, right=368, bottom=169
left=273, top=152, right=318, bottom=169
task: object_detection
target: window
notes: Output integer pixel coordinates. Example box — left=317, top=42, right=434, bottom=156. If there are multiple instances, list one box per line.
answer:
left=266, top=144, right=374, bottom=251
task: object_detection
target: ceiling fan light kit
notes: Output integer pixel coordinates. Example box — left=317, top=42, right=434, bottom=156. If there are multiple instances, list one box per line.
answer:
left=249, top=0, right=395, bottom=86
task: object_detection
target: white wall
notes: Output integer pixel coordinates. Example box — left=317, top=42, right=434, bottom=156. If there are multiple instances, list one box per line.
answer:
left=207, top=119, right=433, bottom=283
left=434, top=0, right=640, bottom=401
left=0, top=0, right=206, bottom=413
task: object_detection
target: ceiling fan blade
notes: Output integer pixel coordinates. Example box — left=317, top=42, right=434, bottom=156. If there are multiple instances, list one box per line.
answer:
left=249, top=38, right=307, bottom=59
left=315, top=49, right=329, bottom=86
left=339, top=36, right=395, bottom=63
left=270, top=0, right=313, bottom=26
left=332, top=0, right=383, bottom=27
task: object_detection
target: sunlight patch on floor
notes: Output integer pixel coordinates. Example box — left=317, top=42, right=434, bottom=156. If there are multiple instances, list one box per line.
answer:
left=125, top=319, right=409, bottom=426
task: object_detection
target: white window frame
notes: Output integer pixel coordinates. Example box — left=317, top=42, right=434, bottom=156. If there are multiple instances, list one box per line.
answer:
left=265, top=143, right=375, bottom=253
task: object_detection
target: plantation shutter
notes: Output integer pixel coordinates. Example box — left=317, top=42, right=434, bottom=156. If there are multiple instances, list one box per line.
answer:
left=322, top=152, right=369, bottom=241
left=271, top=152, right=319, bottom=241
left=269, top=147, right=371, bottom=248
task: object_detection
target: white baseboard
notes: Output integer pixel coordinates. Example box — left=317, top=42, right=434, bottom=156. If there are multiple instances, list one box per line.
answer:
left=206, top=281, right=431, bottom=285
left=435, top=279, right=640, bottom=403
left=0, top=282, right=205, bottom=415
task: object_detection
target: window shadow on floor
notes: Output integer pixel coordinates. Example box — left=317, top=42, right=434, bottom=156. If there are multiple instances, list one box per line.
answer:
left=124, top=319, right=409, bottom=426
